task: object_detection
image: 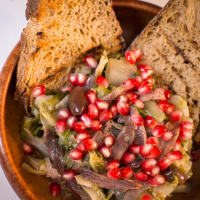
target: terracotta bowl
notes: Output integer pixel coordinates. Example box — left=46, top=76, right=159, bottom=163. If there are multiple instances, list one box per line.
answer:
left=1, top=0, right=200, bottom=199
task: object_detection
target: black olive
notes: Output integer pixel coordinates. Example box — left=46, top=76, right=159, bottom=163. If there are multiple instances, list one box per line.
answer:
left=162, top=167, right=175, bottom=182
left=128, top=159, right=142, bottom=169
left=69, top=87, right=88, bottom=116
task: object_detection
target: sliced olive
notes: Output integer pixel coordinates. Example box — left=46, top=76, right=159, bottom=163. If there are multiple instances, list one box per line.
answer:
left=69, top=87, right=88, bottom=116
left=162, top=167, right=175, bottom=182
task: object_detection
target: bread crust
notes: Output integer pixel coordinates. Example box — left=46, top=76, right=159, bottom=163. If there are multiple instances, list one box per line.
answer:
left=26, top=0, right=40, bottom=20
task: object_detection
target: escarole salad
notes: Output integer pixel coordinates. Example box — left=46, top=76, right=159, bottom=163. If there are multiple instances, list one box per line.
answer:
left=21, top=49, right=194, bottom=200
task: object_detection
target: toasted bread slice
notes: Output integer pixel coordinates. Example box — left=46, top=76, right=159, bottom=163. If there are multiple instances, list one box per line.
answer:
left=130, top=0, right=200, bottom=130
left=16, top=0, right=124, bottom=109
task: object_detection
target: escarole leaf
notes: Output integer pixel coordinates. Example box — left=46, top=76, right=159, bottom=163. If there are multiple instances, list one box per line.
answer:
left=95, top=50, right=108, bottom=77
left=89, top=151, right=105, bottom=173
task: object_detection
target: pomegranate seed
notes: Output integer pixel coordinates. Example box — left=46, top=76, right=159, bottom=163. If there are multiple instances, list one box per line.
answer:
left=49, top=182, right=60, bottom=197
left=158, top=100, right=169, bottom=111
left=138, top=80, right=153, bottom=95
left=123, top=78, right=139, bottom=90
left=141, top=194, right=152, bottom=200
left=125, top=49, right=142, bottom=64
left=88, top=104, right=99, bottom=119
left=149, top=166, right=160, bottom=177
left=73, top=121, right=86, bottom=132
left=122, top=152, right=135, bottom=164
left=174, top=139, right=181, bottom=151
left=132, top=99, right=144, bottom=109
left=107, top=168, right=121, bottom=179
left=106, top=160, right=120, bottom=170
left=63, top=170, right=76, bottom=181
left=180, top=121, right=194, bottom=131
left=168, top=151, right=183, bottom=162
left=61, top=86, right=72, bottom=93
left=77, top=73, right=87, bottom=86
left=145, top=76, right=155, bottom=85
left=121, top=167, right=133, bottom=179
left=127, top=92, right=138, bottom=103
left=146, top=137, right=158, bottom=145
left=142, top=159, right=157, bottom=171
left=131, top=112, right=144, bottom=126
left=76, top=142, right=86, bottom=152
left=68, top=73, right=78, bottom=86
left=91, top=120, right=102, bottom=131
left=162, top=131, right=173, bottom=141
left=138, top=65, right=153, bottom=79
left=86, top=90, right=96, bottom=104
left=83, top=139, right=98, bottom=151
left=164, top=89, right=171, bottom=100
left=152, top=125, right=167, bottom=137
left=56, top=119, right=67, bottom=133
left=67, top=116, right=77, bottom=129
left=99, top=146, right=111, bottom=158
left=32, top=85, right=46, bottom=98
left=144, top=116, right=157, bottom=128
left=179, top=129, right=192, bottom=140
left=158, top=157, right=172, bottom=171
left=57, top=108, right=71, bottom=120
left=118, top=95, right=128, bottom=103
left=140, top=144, right=153, bottom=157
left=81, top=114, right=92, bottom=128
left=147, top=146, right=161, bottom=159
left=96, top=99, right=109, bottom=110
left=129, top=144, right=140, bottom=154
left=134, top=171, right=148, bottom=181
left=148, top=175, right=166, bottom=186
left=22, top=143, right=34, bottom=155
left=171, top=110, right=183, bottom=122
left=136, top=76, right=143, bottom=84
left=104, top=135, right=114, bottom=147
left=110, top=104, right=118, bottom=117
left=84, top=55, right=98, bottom=69
left=117, top=101, right=130, bottom=116
left=69, top=149, right=83, bottom=160
left=76, top=131, right=90, bottom=142
left=191, top=151, right=199, bottom=162
left=100, top=110, right=113, bottom=122
left=96, top=75, right=109, bottom=88
left=165, top=104, right=175, bottom=114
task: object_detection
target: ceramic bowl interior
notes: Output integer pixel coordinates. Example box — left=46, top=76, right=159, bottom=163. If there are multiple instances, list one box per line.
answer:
left=1, top=0, right=200, bottom=199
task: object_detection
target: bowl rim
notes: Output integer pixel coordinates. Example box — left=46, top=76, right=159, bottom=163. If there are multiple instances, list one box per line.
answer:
left=0, top=1, right=161, bottom=199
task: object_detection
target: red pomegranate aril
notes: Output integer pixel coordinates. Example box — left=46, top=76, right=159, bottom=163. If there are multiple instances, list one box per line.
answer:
left=129, top=144, right=140, bottom=154
left=141, top=194, right=152, bottom=200
left=86, top=90, right=96, bottom=104
left=144, top=116, right=157, bottom=128
left=81, top=114, right=92, bottom=128
left=167, top=151, right=183, bottom=162
left=32, top=85, right=46, bottom=98
left=140, top=144, right=153, bottom=157
left=96, top=75, right=109, bottom=88
left=73, top=121, right=86, bottom=132
left=107, top=168, right=122, bottom=179
left=77, top=73, right=87, bottom=86
left=162, top=131, right=173, bottom=141
left=61, top=86, right=72, bottom=93
left=147, top=146, right=161, bottom=159
left=23, top=143, right=34, bottom=155
left=152, top=125, right=167, bottom=137
left=158, top=100, right=169, bottom=111
left=68, top=73, right=78, bottom=86
left=76, top=131, right=90, bottom=142
left=164, top=89, right=171, bottom=100
left=179, top=129, right=192, bottom=140
left=125, top=49, right=142, bottom=64
left=49, top=182, right=60, bottom=197
left=132, top=99, right=144, bottom=109
left=174, top=139, right=181, bottom=151
left=127, top=92, right=138, bottom=103
left=56, top=119, right=67, bottom=133
left=191, top=151, right=199, bottom=162
left=165, top=104, right=175, bottom=114
left=91, top=120, right=102, bottom=131
left=150, top=166, right=160, bottom=177
left=99, top=146, right=111, bottom=158
left=138, top=80, right=152, bottom=95
left=158, top=157, right=172, bottom=171
left=121, top=167, right=133, bottom=179
left=88, top=104, right=99, bottom=119
left=83, top=139, right=98, bottom=151
left=84, top=55, right=98, bottom=69
left=99, top=110, right=113, bottom=122
left=96, top=99, right=109, bottom=110
left=131, top=112, right=144, bottom=126
left=122, top=152, right=135, bottom=164
left=123, top=78, right=138, bottom=90
left=57, top=108, right=71, bottom=120
left=148, top=174, right=166, bottom=186
left=180, top=121, right=194, bottom=131
left=110, top=104, right=118, bottom=117
left=171, top=110, right=183, bottom=122
left=147, top=137, right=158, bottom=145
left=117, top=101, right=130, bottom=116
left=67, top=116, right=77, bottom=129
left=77, top=142, right=86, bottom=152
left=104, top=135, right=114, bottom=147
left=106, top=160, right=120, bottom=170
left=69, top=149, right=83, bottom=160
left=63, top=170, right=76, bottom=181
left=142, top=159, right=157, bottom=171
left=118, top=95, right=128, bottom=103
left=134, top=171, right=148, bottom=181
left=138, top=65, right=153, bottom=79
